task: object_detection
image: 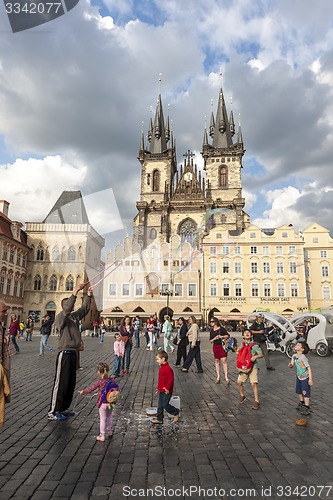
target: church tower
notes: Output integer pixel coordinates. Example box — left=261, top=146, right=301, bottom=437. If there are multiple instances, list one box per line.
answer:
left=133, top=79, right=250, bottom=249
left=201, top=82, right=250, bottom=232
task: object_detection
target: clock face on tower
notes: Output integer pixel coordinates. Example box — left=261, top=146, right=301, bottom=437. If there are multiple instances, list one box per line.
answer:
left=184, top=171, right=193, bottom=182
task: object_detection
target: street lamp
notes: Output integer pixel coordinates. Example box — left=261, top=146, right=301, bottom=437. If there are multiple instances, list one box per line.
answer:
left=160, top=289, right=178, bottom=317
left=202, top=307, right=210, bottom=326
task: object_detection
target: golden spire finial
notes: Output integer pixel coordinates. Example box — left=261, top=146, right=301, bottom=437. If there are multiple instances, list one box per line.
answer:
left=159, top=73, right=162, bottom=93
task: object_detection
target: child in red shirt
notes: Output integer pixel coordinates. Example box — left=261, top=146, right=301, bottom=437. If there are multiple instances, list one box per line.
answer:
left=151, top=350, right=180, bottom=424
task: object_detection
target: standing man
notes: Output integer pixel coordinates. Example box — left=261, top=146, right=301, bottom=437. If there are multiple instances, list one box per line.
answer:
left=48, top=283, right=93, bottom=421
left=0, top=302, right=15, bottom=390
left=9, top=314, right=20, bottom=353
left=39, top=314, right=54, bottom=356
left=250, top=314, right=275, bottom=371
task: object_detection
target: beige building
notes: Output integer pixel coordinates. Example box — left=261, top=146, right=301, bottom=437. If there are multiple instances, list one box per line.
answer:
left=102, top=234, right=202, bottom=324
left=24, top=191, right=104, bottom=328
left=0, top=200, right=29, bottom=324
left=301, top=223, right=333, bottom=311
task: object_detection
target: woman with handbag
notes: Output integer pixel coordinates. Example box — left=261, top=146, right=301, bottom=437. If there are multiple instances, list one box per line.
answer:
left=209, top=317, right=230, bottom=384
left=119, top=316, right=133, bottom=375
left=174, top=317, right=188, bottom=367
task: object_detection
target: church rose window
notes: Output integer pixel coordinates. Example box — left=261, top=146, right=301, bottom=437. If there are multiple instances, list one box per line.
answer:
left=178, top=219, right=197, bottom=242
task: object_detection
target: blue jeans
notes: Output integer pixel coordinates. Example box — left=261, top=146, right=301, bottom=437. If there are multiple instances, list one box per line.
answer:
left=100, top=332, right=105, bottom=343
left=120, top=342, right=132, bottom=371
left=157, top=392, right=179, bottom=421
left=134, top=329, right=140, bottom=347
left=11, top=335, right=19, bottom=353
left=113, top=355, right=122, bottom=376
left=40, top=334, right=54, bottom=355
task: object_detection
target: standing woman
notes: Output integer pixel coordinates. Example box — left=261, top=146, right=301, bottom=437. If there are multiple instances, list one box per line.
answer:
left=209, top=317, right=230, bottom=384
left=119, top=316, right=133, bottom=375
left=181, top=316, right=203, bottom=373
left=175, top=317, right=188, bottom=367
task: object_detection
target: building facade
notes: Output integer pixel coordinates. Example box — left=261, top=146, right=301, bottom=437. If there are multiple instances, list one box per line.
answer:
left=24, top=191, right=104, bottom=328
left=0, top=200, right=29, bottom=325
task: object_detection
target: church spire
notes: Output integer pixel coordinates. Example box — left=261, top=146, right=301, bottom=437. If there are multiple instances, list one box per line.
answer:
left=211, top=86, right=233, bottom=149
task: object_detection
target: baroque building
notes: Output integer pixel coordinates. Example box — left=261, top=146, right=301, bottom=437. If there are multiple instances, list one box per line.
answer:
left=24, top=191, right=104, bottom=328
left=0, top=200, right=29, bottom=325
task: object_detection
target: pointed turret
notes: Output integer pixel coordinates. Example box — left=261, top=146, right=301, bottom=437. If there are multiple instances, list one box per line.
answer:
left=150, top=94, right=168, bottom=153
left=237, top=114, right=243, bottom=146
left=229, top=110, right=235, bottom=136
left=212, top=87, right=233, bottom=149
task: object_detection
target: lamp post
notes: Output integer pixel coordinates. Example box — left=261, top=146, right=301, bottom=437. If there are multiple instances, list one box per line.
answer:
left=160, top=289, right=177, bottom=317
left=202, top=307, right=210, bottom=327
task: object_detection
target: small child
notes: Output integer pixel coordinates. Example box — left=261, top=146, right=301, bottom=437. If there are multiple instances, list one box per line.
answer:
left=236, top=329, right=263, bottom=410
left=288, top=340, right=313, bottom=416
left=151, top=350, right=180, bottom=424
left=113, top=333, right=125, bottom=377
left=79, top=362, right=119, bottom=442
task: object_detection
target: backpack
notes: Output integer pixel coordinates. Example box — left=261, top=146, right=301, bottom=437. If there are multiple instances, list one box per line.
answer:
left=236, top=342, right=256, bottom=372
left=225, top=337, right=238, bottom=352
left=100, top=378, right=121, bottom=408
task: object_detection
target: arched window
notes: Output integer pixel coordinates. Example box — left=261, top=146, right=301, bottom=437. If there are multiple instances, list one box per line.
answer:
left=50, top=275, right=57, bottom=291
left=52, top=246, right=60, bottom=261
left=33, top=274, right=42, bottom=291
left=219, top=165, right=227, bottom=187
left=178, top=218, right=197, bottom=243
left=65, top=275, right=74, bottom=291
left=150, top=228, right=157, bottom=239
left=221, top=214, right=226, bottom=224
left=152, top=169, right=160, bottom=192
left=68, top=246, right=76, bottom=261
left=36, top=245, right=44, bottom=261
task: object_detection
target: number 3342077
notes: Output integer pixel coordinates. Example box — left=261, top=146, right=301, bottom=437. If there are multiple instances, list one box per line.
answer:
left=5, top=2, right=62, bottom=14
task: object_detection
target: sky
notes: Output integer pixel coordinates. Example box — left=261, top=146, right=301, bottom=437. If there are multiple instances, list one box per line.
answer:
left=1, top=0, right=333, bottom=245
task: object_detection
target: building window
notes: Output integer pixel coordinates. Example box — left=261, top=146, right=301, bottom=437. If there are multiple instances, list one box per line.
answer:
left=264, top=284, right=271, bottom=297
left=0, top=277, right=4, bottom=294
left=2, top=245, right=8, bottom=260
left=263, top=262, right=271, bottom=273
left=322, top=266, right=329, bottom=277
left=262, top=246, right=270, bottom=255
left=251, top=262, right=258, bottom=274
left=135, top=284, right=143, bottom=296
left=222, top=262, right=229, bottom=273
left=173, top=260, right=179, bottom=268
left=277, top=262, right=284, bottom=274
left=163, top=260, right=169, bottom=267
left=276, top=246, right=283, bottom=254
left=68, top=246, right=76, bottom=261
left=210, top=246, right=217, bottom=255
left=223, top=283, right=230, bottom=296
left=251, top=284, right=259, bottom=297
left=291, top=284, right=298, bottom=297
left=323, top=286, right=331, bottom=300
left=235, top=284, right=242, bottom=297
left=210, top=261, right=217, bottom=273
left=161, top=283, right=169, bottom=293
left=9, top=248, right=14, bottom=263
left=320, top=250, right=327, bottom=258
left=216, top=233, right=222, bottom=239
left=250, top=246, right=257, bottom=254
left=6, top=278, right=12, bottom=295
left=234, top=262, right=241, bottom=273
left=36, top=245, right=44, bottom=261
left=150, top=228, right=157, bottom=239
left=277, top=283, right=285, bottom=297
left=234, top=246, right=241, bottom=254
left=282, top=232, right=288, bottom=238
left=210, top=283, right=217, bottom=296
left=250, top=232, right=256, bottom=238
left=313, top=237, right=318, bottom=243
left=16, top=254, right=21, bottom=266
left=288, top=245, right=296, bottom=255
left=109, top=284, right=116, bottom=296
left=219, top=165, right=227, bottom=187
left=65, top=275, right=74, bottom=291
left=188, top=284, right=197, bottom=297
left=181, top=260, right=188, bottom=267
left=222, top=245, right=230, bottom=255
left=122, top=284, right=130, bottom=296
left=174, top=284, right=183, bottom=297
left=289, top=262, right=297, bottom=274
left=152, top=169, right=160, bottom=192
left=19, top=282, right=24, bottom=298
left=50, top=275, right=57, bottom=291
left=13, top=281, right=18, bottom=297
left=34, top=275, right=41, bottom=291
left=305, top=266, right=310, bottom=278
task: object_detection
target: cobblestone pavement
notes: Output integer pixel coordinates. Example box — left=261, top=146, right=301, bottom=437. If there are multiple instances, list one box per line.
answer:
left=0, top=333, right=332, bottom=500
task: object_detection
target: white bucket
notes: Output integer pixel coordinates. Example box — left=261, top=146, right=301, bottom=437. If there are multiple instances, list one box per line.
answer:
left=167, top=395, right=181, bottom=416
left=146, top=408, right=157, bottom=417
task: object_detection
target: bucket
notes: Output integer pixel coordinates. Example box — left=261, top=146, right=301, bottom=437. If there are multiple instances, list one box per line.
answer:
left=167, top=395, right=180, bottom=416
